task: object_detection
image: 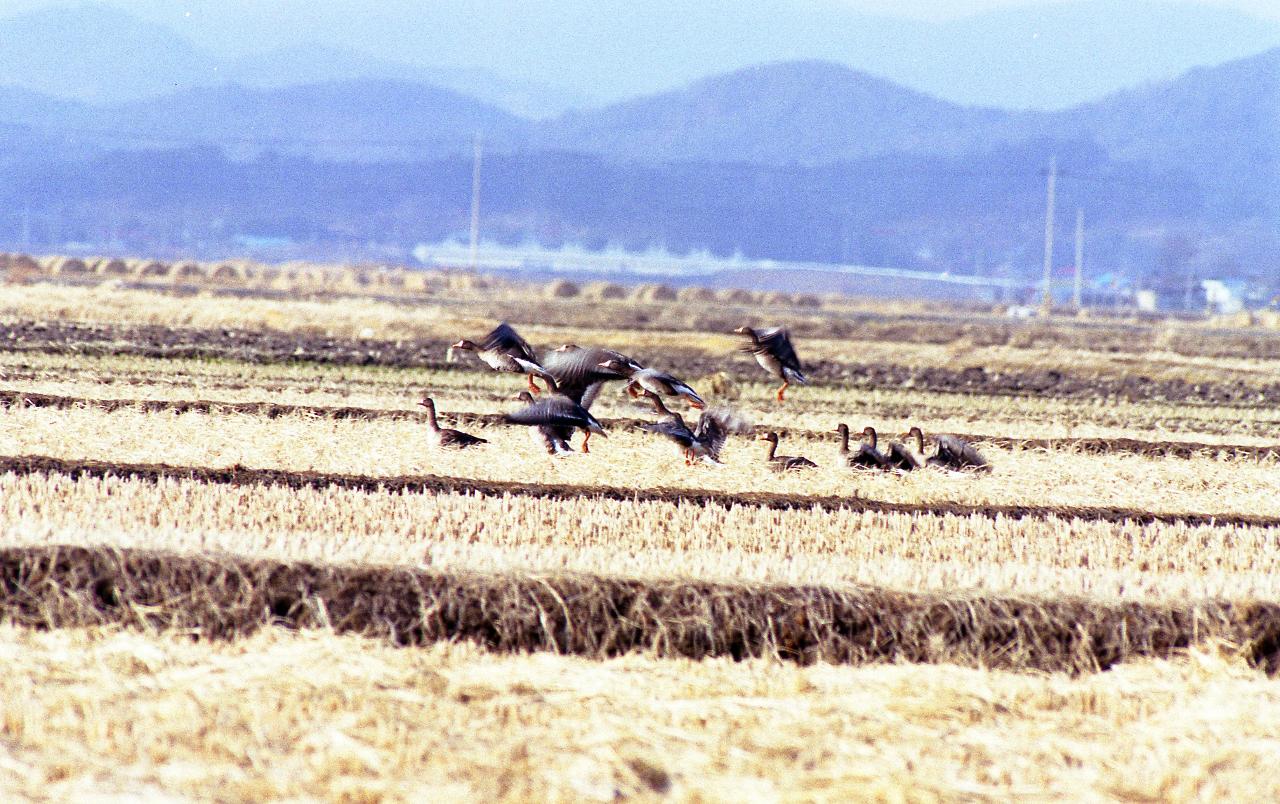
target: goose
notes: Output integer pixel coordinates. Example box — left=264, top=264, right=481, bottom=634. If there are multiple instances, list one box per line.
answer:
left=541, top=344, right=638, bottom=411
left=452, top=322, right=549, bottom=394
left=879, top=427, right=921, bottom=471
left=505, top=385, right=607, bottom=453
left=905, top=426, right=990, bottom=472
left=514, top=390, right=573, bottom=455
left=837, top=423, right=890, bottom=470
left=418, top=396, right=488, bottom=449
left=597, top=359, right=706, bottom=410
left=758, top=431, right=817, bottom=471
left=640, top=394, right=729, bottom=464
left=734, top=326, right=806, bottom=402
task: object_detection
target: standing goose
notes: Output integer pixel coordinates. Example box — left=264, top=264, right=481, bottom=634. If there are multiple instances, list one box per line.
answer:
left=758, top=431, right=818, bottom=471
left=505, top=385, right=608, bottom=453
left=598, top=359, right=706, bottom=410
left=837, top=423, right=890, bottom=470
left=418, top=396, right=488, bottom=449
left=514, top=390, right=573, bottom=455
left=734, top=326, right=807, bottom=402
left=452, top=322, right=549, bottom=394
left=640, top=395, right=729, bottom=465
left=905, top=426, right=990, bottom=472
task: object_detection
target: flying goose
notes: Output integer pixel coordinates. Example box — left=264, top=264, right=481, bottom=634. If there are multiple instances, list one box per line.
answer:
left=452, top=322, right=549, bottom=394
left=597, top=359, right=706, bottom=410
left=505, top=386, right=608, bottom=453
left=640, top=394, right=729, bottom=464
left=734, top=326, right=807, bottom=402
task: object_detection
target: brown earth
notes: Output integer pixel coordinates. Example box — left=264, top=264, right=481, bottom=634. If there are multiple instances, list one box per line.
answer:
left=1, top=389, right=1276, bottom=461
left=4, top=321, right=1280, bottom=406
left=4, top=544, right=1280, bottom=674
left=3, top=453, right=1278, bottom=528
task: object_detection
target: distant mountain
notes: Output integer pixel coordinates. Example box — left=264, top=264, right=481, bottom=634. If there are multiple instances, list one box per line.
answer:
left=4, top=1, right=1278, bottom=114
left=221, top=44, right=591, bottom=119
left=0, top=4, right=215, bottom=103
left=536, top=61, right=1020, bottom=164
left=106, top=80, right=530, bottom=159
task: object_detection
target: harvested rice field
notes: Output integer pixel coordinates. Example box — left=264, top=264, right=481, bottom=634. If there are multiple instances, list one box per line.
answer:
left=4, top=271, right=1280, bottom=800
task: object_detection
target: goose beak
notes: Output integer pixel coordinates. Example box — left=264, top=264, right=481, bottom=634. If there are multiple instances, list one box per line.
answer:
left=450, top=340, right=466, bottom=349
left=732, top=326, right=749, bottom=335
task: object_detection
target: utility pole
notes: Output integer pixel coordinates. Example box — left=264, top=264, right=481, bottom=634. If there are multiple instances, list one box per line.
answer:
left=468, top=133, right=483, bottom=272
left=20, top=205, right=30, bottom=251
left=1072, top=208, right=1084, bottom=310
left=1040, top=155, right=1057, bottom=314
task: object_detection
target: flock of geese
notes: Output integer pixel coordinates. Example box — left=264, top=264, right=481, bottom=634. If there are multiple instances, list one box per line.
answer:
left=423, top=322, right=989, bottom=473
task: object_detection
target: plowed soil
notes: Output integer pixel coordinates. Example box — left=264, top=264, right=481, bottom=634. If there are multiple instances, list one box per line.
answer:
left=4, top=320, right=1280, bottom=406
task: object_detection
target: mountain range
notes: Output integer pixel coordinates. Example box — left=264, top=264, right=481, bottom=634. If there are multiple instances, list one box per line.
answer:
left=2, top=1, right=1279, bottom=113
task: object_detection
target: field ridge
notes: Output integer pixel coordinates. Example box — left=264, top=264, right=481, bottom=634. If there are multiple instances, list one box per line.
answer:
left=6, top=544, right=1280, bottom=675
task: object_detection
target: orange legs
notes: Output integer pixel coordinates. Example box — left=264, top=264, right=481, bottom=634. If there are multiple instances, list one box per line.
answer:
left=776, top=380, right=790, bottom=402
left=527, top=374, right=541, bottom=394
left=581, top=431, right=591, bottom=454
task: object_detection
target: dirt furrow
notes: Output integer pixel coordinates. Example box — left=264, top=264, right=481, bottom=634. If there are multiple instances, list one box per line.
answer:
left=4, top=544, right=1280, bottom=674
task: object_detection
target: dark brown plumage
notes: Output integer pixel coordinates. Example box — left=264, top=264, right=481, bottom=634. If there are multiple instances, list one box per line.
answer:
left=418, top=396, right=487, bottom=449
left=758, top=431, right=817, bottom=471
left=734, top=326, right=806, bottom=402
left=906, top=426, right=990, bottom=472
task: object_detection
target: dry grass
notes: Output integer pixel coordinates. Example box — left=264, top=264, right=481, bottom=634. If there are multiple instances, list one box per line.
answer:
left=5, top=473, right=1280, bottom=602
left=2, top=626, right=1280, bottom=801
left=1, top=403, right=1277, bottom=518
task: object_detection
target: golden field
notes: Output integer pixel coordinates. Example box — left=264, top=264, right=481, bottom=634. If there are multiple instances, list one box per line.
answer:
left=3, top=271, right=1280, bottom=800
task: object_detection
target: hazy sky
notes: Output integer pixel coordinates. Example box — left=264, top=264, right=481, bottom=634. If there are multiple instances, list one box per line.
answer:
left=6, top=0, right=1280, bottom=25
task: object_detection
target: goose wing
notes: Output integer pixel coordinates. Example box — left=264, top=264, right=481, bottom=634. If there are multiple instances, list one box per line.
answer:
left=693, top=410, right=728, bottom=461
left=506, top=396, right=606, bottom=435
left=641, top=415, right=696, bottom=448
left=481, top=322, right=538, bottom=363
left=757, top=328, right=803, bottom=374
left=934, top=435, right=989, bottom=470
left=635, top=368, right=705, bottom=407
left=541, top=346, right=630, bottom=402
left=438, top=428, right=487, bottom=448
left=885, top=442, right=921, bottom=471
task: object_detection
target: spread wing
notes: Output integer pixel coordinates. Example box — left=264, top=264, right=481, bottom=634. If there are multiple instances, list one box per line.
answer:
left=541, top=347, right=629, bottom=402
left=506, top=397, right=604, bottom=434
left=757, top=327, right=802, bottom=373
left=481, top=322, right=538, bottom=363
left=641, top=416, right=695, bottom=448
left=693, top=411, right=728, bottom=460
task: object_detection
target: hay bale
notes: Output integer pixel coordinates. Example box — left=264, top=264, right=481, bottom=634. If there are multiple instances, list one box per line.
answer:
left=170, top=261, right=205, bottom=281
left=48, top=256, right=89, bottom=276
left=8, top=254, right=40, bottom=274
left=677, top=286, right=717, bottom=303
left=717, top=288, right=757, bottom=304
left=633, top=283, right=678, bottom=302
left=793, top=294, right=822, bottom=308
left=209, top=263, right=245, bottom=282
left=132, top=259, right=168, bottom=277
left=93, top=257, right=130, bottom=276
left=761, top=291, right=794, bottom=306
left=546, top=279, right=581, bottom=299
left=401, top=272, right=431, bottom=293
left=583, top=281, right=628, bottom=300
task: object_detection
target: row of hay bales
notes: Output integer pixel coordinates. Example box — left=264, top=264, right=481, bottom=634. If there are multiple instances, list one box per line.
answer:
left=547, top=279, right=822, bottom=308
left=0, top=253, right=486, bottom=295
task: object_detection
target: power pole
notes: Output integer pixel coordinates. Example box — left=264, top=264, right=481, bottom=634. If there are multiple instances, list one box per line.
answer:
left=1040, top=155, right=1057, bottom=314
left=468, top=134, right=483, bottom=272
left=1072, top=208, right=1084, bottom=310
left=20, top=205, right=30, bottom=251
